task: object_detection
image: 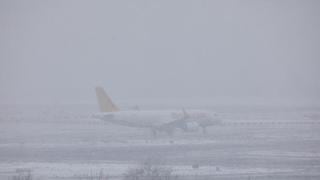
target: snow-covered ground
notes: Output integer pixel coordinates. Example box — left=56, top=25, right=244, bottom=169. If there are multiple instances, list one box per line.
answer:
left=0, top=162, right=306, bottom=179
left=1, top=105, right=320, bottom=179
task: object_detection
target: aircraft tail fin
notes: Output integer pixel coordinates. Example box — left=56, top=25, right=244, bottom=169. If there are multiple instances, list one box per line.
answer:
left=95, top=87, right=120, bottom=112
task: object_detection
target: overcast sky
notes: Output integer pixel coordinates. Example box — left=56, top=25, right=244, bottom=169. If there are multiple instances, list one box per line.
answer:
left=1, top=0, right=319, bottom=106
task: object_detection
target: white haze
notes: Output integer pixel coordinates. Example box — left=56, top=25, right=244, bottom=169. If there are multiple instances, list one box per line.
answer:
left=1, top=0, right=320, bottom=107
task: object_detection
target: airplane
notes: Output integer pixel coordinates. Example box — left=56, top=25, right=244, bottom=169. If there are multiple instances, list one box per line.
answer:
left=93, top=87, right=222, bottom=136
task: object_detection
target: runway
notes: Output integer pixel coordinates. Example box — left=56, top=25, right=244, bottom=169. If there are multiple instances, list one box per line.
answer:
left=1, top=106, right=320, bottom=179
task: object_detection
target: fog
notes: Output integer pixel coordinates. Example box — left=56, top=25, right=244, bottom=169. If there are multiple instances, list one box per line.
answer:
left=1, top=0, right=320, bottom=106
left=1, top=1, right=320, bottom=180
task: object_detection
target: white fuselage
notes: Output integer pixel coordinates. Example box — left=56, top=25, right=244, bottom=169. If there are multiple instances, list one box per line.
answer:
left=94, top=110, right=220, bottom=131
left=93, top=87, right=222, bottom=133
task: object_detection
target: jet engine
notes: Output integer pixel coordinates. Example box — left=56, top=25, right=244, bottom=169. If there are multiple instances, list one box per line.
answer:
left=184, top=121, right=200, bottom=132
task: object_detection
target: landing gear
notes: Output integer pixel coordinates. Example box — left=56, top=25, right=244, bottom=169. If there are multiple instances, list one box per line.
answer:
left=150, top=127, right=175, bottom=138
left=165, top=128, right=175, bottom=137
left=151, top=128, right=158, bottom=138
